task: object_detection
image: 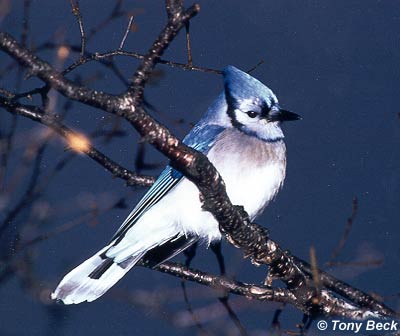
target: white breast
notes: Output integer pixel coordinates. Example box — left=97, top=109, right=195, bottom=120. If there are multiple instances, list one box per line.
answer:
left=155, top=128, right=286, bottom=242
left=124, top=128, right=287, bottom=245
left=207, top=128, right=286, bottom=219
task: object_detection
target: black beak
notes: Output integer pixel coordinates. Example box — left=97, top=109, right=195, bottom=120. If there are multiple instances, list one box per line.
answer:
left=277, top=109, right=301, bottom=122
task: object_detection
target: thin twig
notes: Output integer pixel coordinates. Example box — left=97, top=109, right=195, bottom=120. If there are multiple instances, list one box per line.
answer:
left=294, top=256, right=397, bottom=317
left=328, top=197, right=358, bottom=265
left=309, top=246, right=321, bottom=303
left=0, top=141, right=47, bottom=237
left=119, top=15, right=134, bottom=50
left=180, top=281, right=210, bottom=335
left=219, top=296, right=248, bottom=336
left=326, top=259, right=383, bottom=268
left=179, top=241, right=208, bottom=334
left=247, top=60, right=264, bottom=74
left=0, top=115, right=17, bottom=189
left=270, top=306, right=284, bottom=335
left=185, top=22, right=193, bottom=66
left=15, top=0, right=31, bottom=90
left=21, top=0, right=31, bottom=48
left=67, top=49, right=222, bottom=75
left=32, top=42, right=221, bottom=76
left=70, top=0, right=86, bottom=58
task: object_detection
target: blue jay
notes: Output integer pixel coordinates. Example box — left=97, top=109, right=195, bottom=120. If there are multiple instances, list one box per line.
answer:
left=52, top=65, right=300, bottom=304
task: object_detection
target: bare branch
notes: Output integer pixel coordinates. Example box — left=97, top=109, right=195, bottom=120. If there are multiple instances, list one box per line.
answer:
left=69, top=0, right=86, bottom=58
left=185, top=22, right=193, bottom=66
left=119, top=15, right=134, bottom=50
left=0, top=98, right=154, bottom=187
left=328, top=197, right=358, bottom=265
left=146, top=261, right=297, bottom=305
left=127, top=2, right=200, bottom=103
left=219, top=296, right=248, bottom=336
left=0, top=32, right=118, bottom=112
left=165, top=0, right=184, bottom=20
left=144, top=261, right=393, bottom=320
left=294, top=256, right=398, bottom=318
left=247, top=60, right=264, bottom=74
left=0, top=139, right=46, bottom=237
left=63, top=48, right=221, bottom=75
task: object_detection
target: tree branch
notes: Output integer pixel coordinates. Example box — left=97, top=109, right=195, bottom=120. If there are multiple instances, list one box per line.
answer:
left=145, top=261, right=386, bottom=320
left=126, top=3, right=200, bottom=102
left=69, top=0, right=86, bottom=58
left=144, top=261, right=297, bottom=305
left=0, top=98, right=154, bottom=187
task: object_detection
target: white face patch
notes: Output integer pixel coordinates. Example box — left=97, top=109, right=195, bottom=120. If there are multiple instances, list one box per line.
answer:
left=233, top=108, right=260, bottom=125
left=231, top=108, right=284, bottom=142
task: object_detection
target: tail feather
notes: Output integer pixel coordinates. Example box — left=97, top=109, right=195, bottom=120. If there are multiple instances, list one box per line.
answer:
left=52, top=228, right=196, bottom=304
left=51, top=246, right=143, bottom=305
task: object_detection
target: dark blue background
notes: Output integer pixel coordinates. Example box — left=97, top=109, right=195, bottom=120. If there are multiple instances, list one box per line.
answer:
left=1, top=1, right=399, bottom=335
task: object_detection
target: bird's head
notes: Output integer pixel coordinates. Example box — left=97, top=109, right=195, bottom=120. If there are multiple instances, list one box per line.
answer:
left=222, top=65, right=300, bottom=142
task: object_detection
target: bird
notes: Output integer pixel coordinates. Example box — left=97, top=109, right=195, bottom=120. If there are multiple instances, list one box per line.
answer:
left=52, top=65, right=300, bottom=304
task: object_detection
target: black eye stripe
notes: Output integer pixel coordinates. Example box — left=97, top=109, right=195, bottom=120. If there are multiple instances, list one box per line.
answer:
left=261, top=105, right=272, bottom=118
left=246, top=111, right=258, bottom=118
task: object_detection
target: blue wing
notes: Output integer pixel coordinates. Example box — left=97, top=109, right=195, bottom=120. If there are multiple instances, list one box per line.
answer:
left=111, top=124, right=225, bottom=241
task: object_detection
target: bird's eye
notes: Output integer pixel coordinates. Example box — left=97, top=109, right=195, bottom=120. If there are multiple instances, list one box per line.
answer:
left=246, top=111, right=258, bottom=118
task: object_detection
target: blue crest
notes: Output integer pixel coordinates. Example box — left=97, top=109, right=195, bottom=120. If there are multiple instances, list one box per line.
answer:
left=223, top=65, right=278, bottom=110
